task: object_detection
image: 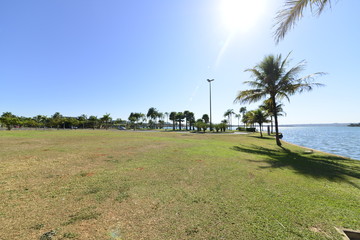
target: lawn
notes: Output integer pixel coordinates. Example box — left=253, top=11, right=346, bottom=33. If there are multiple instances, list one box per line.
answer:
left=0, top=130, right=359, bottom=240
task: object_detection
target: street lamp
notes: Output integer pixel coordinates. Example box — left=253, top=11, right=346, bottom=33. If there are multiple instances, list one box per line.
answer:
left=207, top=79, right=214, bottom=131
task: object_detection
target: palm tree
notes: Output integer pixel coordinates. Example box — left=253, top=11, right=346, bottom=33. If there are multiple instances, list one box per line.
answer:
left=176, top=112, right=185, bottom=130
left=202, top=114, right=209, bottom=124
left=100, top=113, right=112, bottom=129
left=224, top=109, right=235, bottom=130
left=260, top=99, right=286, bottom=134
left=234, top=53, right=324, bottom=146
left=147, top=107, right=159, bottom=129
left=235, top=114, right=241, bottom=128
left=157, top=112, right=164, bottom=129
left=184, top=110, right=190, bottom=130
left=77, top=114, right=87, bottom=129
left=251, top=109, right=269, bottom=138
left=239, top=107, right=247, bottom=128
left=164, top=112, right=169, bottom=130
left=169, top=112, right=177, bottom=130
left=274, top=0, right=331, bottom=43
left=188, top=112, right=195, bottom=130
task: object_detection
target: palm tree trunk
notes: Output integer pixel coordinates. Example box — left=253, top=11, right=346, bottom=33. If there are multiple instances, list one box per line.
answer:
left=271, top=96, right=282, bottom=146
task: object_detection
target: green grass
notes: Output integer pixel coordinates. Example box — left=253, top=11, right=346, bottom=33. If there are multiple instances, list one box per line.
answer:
left=0, top=130, right=359, bottom=239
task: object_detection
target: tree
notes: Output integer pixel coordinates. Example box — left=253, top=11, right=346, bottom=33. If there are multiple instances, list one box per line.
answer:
left=164, top=112, right=169, bottom=130
left=51, top=112, right=63, bottom=129
left=100, top=113, right=112, bottom=129
left=88, top=116, right=98, bottom=129
left=260, top=99, right=286, bottom=134
left=224, top=109, right=235, bottom=130
left=169, top=112, right=177, bottom=130
left=188, top=112, right=195, bottom=130
left=235, top=114, right=241, bottom=128
left=251, top=109, right=269, bottom=138
left=77, top=114, right=87, bottom=129
left=128, top=112, right=142, bottom=130
left=202, top=114, right=209, bottom=124
left=240, top=107, right=247, bottom=127
left=274, top=0, right=332, bottom=43
left=33, top=115, right=47, bottom=128
left=157, top=112, right=164, bottom=129
left=147, top=107, right=159, bottom=129
left=234, top=53, right=324, bottom=146
left=184, top=110, right=190, bottom=130
left=176, top=112, right=185, bottom=130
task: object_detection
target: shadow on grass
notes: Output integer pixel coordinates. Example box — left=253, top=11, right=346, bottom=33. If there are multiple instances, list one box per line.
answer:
left=231, top=145, right=360, bottom=188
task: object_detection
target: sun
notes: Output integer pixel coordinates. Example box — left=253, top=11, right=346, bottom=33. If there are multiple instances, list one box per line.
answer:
left=220, top=0, right=266, bottom=33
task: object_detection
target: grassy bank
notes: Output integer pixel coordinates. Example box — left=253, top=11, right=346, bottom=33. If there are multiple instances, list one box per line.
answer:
left=0, top=130, right=359, bottom=239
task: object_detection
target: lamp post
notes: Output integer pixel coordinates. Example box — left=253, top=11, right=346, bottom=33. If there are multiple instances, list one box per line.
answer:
left=207, top=79, right=214, bottom=131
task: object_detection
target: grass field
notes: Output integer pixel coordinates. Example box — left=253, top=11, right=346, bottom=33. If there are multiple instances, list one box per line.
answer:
left=0, top=130, right=359, bottom=240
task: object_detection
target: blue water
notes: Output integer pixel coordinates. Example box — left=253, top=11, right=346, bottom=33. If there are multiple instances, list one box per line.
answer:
left=279, top=126, right=360, bottom=160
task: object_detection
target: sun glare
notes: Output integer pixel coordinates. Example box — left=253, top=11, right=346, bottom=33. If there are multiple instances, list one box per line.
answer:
left=220, top=0, right=265, bottom=33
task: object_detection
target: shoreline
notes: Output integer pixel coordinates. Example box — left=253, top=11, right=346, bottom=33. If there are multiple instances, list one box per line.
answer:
left=281, top=139, right=356, bottom=161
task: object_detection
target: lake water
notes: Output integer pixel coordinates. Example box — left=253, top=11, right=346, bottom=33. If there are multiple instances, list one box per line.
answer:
left=279, top=125, right=360, bottom=160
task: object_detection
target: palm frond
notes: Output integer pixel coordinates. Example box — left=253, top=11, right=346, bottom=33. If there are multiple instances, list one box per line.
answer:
left=234, top=90, right=267, bottom=104
left=274, top=0, right=331, bottom=43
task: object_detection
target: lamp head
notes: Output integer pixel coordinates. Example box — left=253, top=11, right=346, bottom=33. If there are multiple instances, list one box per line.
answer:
left=207, top=79, right=214, bottom=82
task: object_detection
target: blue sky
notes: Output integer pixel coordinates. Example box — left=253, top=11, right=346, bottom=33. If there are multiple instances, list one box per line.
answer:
left=1, top=0, right=359, bottom=124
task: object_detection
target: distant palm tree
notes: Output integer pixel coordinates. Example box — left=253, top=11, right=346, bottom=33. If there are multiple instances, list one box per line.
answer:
left=260, top=99, right=286, bottom=134
left=147, top=107, right=159, bottom=129
left=164, top=112, right=169, bottom=130
left=235, top=114, right=241, bottom=128
left=169, top=112, right=177, bottom=130
left=100, top=113, right=112, bottom=130
left=274, top=0, right=332, bottom=43
left=251, top=109, right=270, bottom=138
left=184, top=110, right=190, bottom=130
left=234, top=53, right=324, bottom=146
left=188, top=112, right=195, bottom=130
left=176, top=112, right=185, bottom=130
left=224, top=109, right=235, bottom=130
left=202, top=114, right=209, bottom=124
left=239, top=107, right=247, bottom=128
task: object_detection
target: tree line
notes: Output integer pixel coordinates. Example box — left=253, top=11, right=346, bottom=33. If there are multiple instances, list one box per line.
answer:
left=0, top=108, right=240, bottom=132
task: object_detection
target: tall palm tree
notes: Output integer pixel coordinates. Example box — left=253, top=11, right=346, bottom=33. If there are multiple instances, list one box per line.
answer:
left=274, top=0, right=331, bottom=43
left=234, top=53, right=324, bottom=146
